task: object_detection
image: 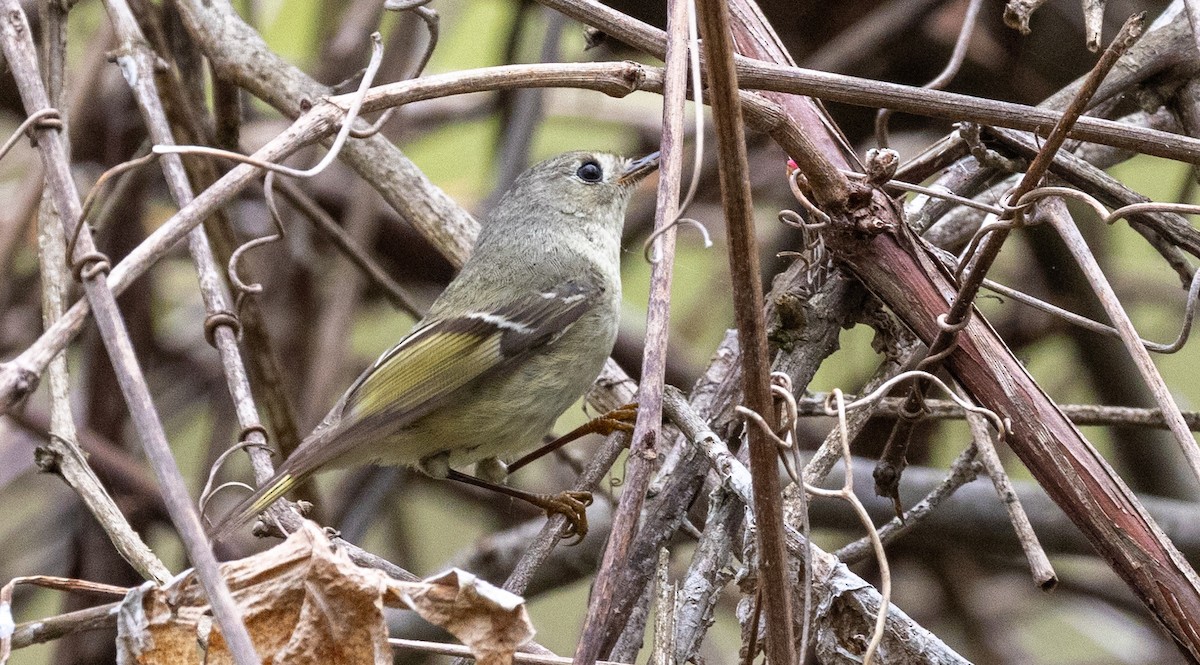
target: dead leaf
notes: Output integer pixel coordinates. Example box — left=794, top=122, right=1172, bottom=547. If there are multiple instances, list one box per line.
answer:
left=114, top=521, right=533, bottom=665
left=388, top=568, right=534, bottom=665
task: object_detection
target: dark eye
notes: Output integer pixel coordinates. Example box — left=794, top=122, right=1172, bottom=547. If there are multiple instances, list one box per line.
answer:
left=576, top=160, right=603, bottom=183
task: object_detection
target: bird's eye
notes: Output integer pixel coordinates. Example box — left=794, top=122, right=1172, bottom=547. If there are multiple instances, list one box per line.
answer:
left=576, top=160, right=603, bottom=183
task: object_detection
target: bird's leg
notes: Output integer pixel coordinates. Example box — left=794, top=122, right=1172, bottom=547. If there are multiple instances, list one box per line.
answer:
left=505, top=402, right=638, bottom=474
left=445, top=469, right=593, bottom=543
left=441, top=404, right=637, bottom=543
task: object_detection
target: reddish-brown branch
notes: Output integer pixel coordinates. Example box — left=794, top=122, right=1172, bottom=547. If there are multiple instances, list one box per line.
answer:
left=821, top=204, right=1200, bottom=661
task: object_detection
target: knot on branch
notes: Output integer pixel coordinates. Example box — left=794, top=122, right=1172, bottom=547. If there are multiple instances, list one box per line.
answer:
left=1, top=364, right=40, bottom=409
left=34, top=442, right=63, bottom=474
left=611, top=60, right=647, bottom=97
left=864, top=148, right=899, bottom=185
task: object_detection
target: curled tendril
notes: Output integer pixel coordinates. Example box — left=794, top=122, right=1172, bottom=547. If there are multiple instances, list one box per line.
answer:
left=351, top=0, right=442, bottom=138
left=228, top=171, right=289, bottom=309
left=198, top=432, right=273, bottom=524
left=643, top=216, right=713, bottom=263
left=152, top=32, right=386, bottom=180
left=0, top=107, right=62, bottom=162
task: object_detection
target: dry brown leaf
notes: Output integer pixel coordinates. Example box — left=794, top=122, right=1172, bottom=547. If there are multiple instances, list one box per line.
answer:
left=114, top=521, right=533, bottom=665
left=387, top=568, right=535, bottom=665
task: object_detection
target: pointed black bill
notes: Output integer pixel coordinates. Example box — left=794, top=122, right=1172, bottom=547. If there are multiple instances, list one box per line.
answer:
left=617, top=151, right=661, bottom=185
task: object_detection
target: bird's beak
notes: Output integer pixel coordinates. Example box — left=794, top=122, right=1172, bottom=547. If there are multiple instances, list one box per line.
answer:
left=617, top=151, right=661, bottom=185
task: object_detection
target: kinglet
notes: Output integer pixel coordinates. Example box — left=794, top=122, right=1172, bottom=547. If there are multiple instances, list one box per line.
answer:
left=213, top=150, right=659, bottom=540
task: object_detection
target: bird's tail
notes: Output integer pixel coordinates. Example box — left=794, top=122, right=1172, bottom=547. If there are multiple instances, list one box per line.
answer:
left=208, top=469, right=305, bottom=542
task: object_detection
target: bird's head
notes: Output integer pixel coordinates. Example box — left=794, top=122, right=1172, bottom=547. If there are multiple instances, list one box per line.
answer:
left=502, top=150, right=659, bottom=223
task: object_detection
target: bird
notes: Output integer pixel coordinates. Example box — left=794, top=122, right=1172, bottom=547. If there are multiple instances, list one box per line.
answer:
left=211, top=150, right=659, bottom=542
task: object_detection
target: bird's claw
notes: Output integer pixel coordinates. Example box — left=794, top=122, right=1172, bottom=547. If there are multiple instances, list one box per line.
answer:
left=593, top=403, right=639, bottom=436
left=543, top=490, right=593, bottom=544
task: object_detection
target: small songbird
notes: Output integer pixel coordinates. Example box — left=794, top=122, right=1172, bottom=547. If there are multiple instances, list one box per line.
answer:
left=212, top=150, right=659, bottom=541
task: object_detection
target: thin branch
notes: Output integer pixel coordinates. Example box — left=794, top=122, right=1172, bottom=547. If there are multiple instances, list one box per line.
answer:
left=732, top=59, right=1200, bottom=166
left=574, top=0, right=686, bottom=659
left=503, top=360, right=637, bottom=596
left=0, top=3, right=258, bottom=662
left=390, top=639, right=626, bottom=665
left=535, top=0, right=1200, bottom=166
left=834, top=443, right=980, bottom=564
left=693, top=2, right=795, bottom=663
left=671, top=484, right=739, bottom=663
left=1025, top=194, right=1200, bottom=484
left=99, top=0, right=285, bottom=518
left=273, top=177, right=420, bottom=317
left=798, top=395, right=1200, bottom=431
left=662, top=389, right=970, bottom=663
left=946, top=14, right=1146, bottom=347
left=964, top=404, right=1057, bottom=590
left=30, top=0, right=169, bottom=586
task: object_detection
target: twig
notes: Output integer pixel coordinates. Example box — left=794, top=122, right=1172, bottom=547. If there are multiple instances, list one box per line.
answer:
left=1010, top=192, right=1200, bottom=484
left=732, top=60, right=1200, bottom=165
left=0, top=576, right=127, bottom=663
left=924, top=115, right=1199, bottom=278
left=537, top=0, right=1200, bottom=165
left=878, top=14, right=1146, bottom=512
left=963, top=403, right=1057, bottom=590
left=0, top=4, right=259, bottom=663
left=833, top=443, right=981, bottom=564
left=8, top=603, right=120, bottom=653
left=207, top=72, right=303, bottom=463
left=662, top=388, right=971, bottom=663
left=672, top=484, right=740, bottom=663
left=583, top=272, right=856, bottom=656
left=99, top=0, right=284, bottom=511
left=692, top=2, right=796, bottom=664
left=945, top=14, right=1146, bottom=349
left=30, top=0, right=169, bottom=586
left=1004, top=0, right=1051, bottom=34
left=797, top=395, right=1200, bottom=431
left=390, top=639, right=627, bottom=665
left=650, top=549, right=677, bottom=665
left=574, top=0, right=687, bottom=659
left=803, top=351, right=914, bottom=486
left=503, top=361, right=637, bottom=596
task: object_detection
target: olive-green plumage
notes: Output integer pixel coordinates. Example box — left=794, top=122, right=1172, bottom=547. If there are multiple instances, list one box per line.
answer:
left=213, top=151, right=657, bottom=539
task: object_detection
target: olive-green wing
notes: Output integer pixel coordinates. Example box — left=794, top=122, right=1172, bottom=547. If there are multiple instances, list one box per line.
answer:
left=209, top=281, right=599, bottom=540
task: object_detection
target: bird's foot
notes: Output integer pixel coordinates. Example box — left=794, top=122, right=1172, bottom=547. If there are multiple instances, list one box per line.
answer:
left=586, top=403, right=638, bottom=437
left=530, top=489, right=593, bottom=544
